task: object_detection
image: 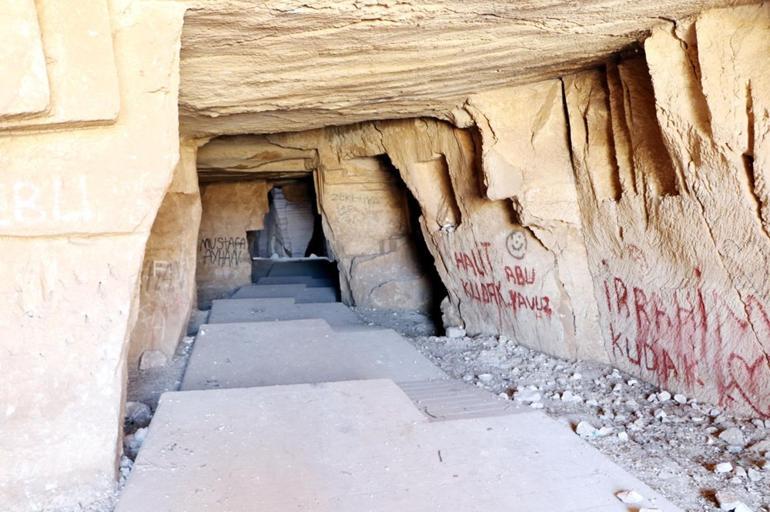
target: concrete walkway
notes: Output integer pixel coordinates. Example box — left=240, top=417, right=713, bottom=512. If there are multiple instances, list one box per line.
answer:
left=117, top=265, right=683, bottom=512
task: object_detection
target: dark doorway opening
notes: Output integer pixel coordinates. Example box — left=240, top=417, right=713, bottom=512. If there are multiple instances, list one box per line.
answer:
left=249, top=177, right=338, bottom=290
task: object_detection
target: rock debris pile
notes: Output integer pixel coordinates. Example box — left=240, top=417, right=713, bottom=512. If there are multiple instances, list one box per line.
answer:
left=411, top=334, right=770, bottom=511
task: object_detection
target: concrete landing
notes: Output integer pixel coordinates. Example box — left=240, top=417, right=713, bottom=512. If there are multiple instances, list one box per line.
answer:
left=207, top=300, right=363, bottom=328
left=232, top=284, right=338, bottom=303
left=180, top=319, right=447, bottom=390
left=117, top=380, right=682, bottom=512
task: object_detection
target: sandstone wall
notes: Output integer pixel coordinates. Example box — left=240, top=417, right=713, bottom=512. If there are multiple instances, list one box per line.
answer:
left=292, top=120, right=586, bottom=359
left=0, top=1, right=185, bottom=510
left=174, top=0, right=756, bottom=136
left=316, top=156, right=433, bottom=310
left=196, top=180, right=270, bottom=306
left=563, top=4, right=770, bottom=418
left=128, top=141, right=202, bottom=369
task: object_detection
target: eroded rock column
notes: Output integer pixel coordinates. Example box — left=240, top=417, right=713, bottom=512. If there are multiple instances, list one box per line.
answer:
left=316, top=156, right=433, bottom=310
left=128, top=141, right=202, bottom=369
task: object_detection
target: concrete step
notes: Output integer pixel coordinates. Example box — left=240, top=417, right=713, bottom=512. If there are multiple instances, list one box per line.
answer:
left=180, top=319, right=447, bottom=390
left=231, top=283, right=307, bottom=299
left=398, top=379, right=525, bottom=421
left=117, top=380, right=682, bottom=512
left=231, top=284, right=339, bottom=303
left=257, top=276, right=336, bottom=288
left=207, top=300, right=362, bottom=328
left=263, top=258, right=337, bottom=278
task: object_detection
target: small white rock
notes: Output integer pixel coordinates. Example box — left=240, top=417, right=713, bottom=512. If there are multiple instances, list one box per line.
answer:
left=138, top=350, right=168, bottom=370
left=618, top=431, right=629, bottom=442
left=657, top=391, right=672, bottom=402
left=575, top=421, right=597, bottom=437
left=561, top=390, right=583, bottom=403
left=615, top=490, right=644, bottom=504
left=673, top=393, right=687, bottom=404
left=719, top=427, right=746, bottom=447
left=446, top=326, right=466, bottom=339
left=477, top=373, right=493, bottom=383
left=597, top=426, right=614, bottom=437
left=715, top=490, right=753, bottom=512
left=715, top=462, right=734, bottom=474
left=513, top=389, right=542, bottom=403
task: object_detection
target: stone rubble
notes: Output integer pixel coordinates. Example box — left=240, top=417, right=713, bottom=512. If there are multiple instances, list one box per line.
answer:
left=616, top=489, right=645, bottom=504
left=138, top=350, right=168, bottom=371
left=410, top=333, right=770, bottom=511
left=123, top=402, right=152, bottom=433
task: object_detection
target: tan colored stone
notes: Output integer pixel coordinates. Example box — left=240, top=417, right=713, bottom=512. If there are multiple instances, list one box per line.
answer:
left=0, top=0, right=120, bottom=132
left=0, top=0, right=49, bottom=118
left=561, top=3, right=770, bottom=417
left=0, top=1, right=185, bottom=510
left=289, top=119, right=583, bottom=358
left=196, top=180, right=269, bottom=306
left=465, top=82, right=604, bottom=360
left=316, top=156, right=431, bottom=309
left=170, top=0, right=755, bottom=136
left=128, top=141, right=202, bottom=369
left=197, top=134, right=318, bottom=181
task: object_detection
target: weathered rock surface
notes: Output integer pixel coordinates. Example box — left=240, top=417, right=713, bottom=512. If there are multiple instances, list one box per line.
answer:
left=196, top=180, right=269, bottom=306
left=564, top=3, right=770, bottom=418
left=128, top=141, right=202, bottom=368
left=316, top=155, right=434, bottom=310
left=0, top=2, right=185, bottom=510
left=171, top=0, right=756, bottom=136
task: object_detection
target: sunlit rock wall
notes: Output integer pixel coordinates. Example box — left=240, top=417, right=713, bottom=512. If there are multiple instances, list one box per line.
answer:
left=564, top=4, right=770, bottom=418
left=0, top=1, right=185, bottom=509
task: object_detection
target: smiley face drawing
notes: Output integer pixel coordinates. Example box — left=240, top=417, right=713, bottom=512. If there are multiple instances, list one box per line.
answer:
left=506, top=229, right=527, bottom=259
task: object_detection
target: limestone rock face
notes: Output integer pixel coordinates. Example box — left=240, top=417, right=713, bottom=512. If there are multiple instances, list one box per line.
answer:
left=196, top=180, right=269, bottom=306
left=272, top=119, right=584, bottom=357
left=316, top=155, right=433, bottom=310
left=0, top=1, right=186, bottom=510
left=0, top=1, right=48, bottom=118
left=128, top=141, right=202, bottom=369
left=564, top=3, right=770, bottom=417
left=172, top=0, right=756, bottom=136
left=465, top=82, right=604, bottom=361
left=0, top=0, right=120, bottom=131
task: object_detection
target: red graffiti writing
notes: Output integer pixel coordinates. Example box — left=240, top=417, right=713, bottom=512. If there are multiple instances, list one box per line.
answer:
left=604, top=275, right=770, bottom=418
left=504, top=265, right=536, bottom=286
left=454, top=243, right=493, bottom=277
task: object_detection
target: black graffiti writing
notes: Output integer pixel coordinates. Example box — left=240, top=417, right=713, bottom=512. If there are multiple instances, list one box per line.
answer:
left=199, top=236, right=247, bottom=267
